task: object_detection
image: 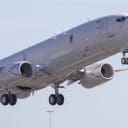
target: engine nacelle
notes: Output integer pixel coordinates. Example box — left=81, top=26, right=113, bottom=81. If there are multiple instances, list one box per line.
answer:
left=80, top=63, right=114, bottom=88
left=9, top=61, right=33, bottom=78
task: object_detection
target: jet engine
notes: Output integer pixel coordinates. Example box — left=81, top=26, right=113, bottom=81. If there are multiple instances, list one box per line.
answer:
left=80, top=63, right=114, bottom=88
left=9, top=61, right=33, bottom=78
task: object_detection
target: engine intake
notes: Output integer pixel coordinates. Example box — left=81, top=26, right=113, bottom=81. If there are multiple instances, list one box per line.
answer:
left=20, top=62, right=33, bottom=78
left=80, top=63, right=114, bottom=88
left=100, top=63, right=114, bottom=79
left=10, top=61, right=33, bottom=78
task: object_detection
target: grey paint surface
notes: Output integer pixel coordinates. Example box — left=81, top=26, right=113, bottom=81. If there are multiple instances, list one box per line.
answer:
left=0, top=14, right=126, bottom=92
left=0, top=0, right=128, bottom=128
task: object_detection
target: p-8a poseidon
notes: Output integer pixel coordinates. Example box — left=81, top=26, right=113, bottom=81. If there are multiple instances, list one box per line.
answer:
left=0, top=13, right=128, bottom=106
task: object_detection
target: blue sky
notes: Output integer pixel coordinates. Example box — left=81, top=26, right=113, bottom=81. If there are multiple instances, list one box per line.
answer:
left=0, top=0, right=128, bottom=128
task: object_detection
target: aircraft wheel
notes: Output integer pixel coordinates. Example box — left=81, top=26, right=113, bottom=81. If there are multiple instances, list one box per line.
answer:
left=121, top=57, right=127, bottom=65
left=57, top=94, right=64, bottom=106
left=1, top=94, right=9, bottom=105
left=9, top=94, right=17, bottom=106
left=49, top=94, right=57, bottom=105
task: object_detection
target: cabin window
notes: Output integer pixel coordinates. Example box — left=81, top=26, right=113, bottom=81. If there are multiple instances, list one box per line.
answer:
left=70, top=35, right=73, bottom=43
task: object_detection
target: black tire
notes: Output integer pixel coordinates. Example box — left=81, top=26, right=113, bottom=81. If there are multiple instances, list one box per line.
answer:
left=126, top=58, right=128, bottom=64
left=121, top=57, right=127, bottom=65
left=57, top=94, right=64, bottom=106
left=49, top=94, right=57, bottom=106
left=9, top=94, right=17, bottom=106
left=1, top=94, right=9, bottom=106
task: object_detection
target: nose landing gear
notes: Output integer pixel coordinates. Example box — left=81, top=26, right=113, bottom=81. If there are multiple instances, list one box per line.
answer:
left=121, top=49, right=128, bottom=65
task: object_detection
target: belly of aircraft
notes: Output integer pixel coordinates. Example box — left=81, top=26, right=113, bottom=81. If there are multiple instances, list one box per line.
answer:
left=28, top=43, right=121, bottom=89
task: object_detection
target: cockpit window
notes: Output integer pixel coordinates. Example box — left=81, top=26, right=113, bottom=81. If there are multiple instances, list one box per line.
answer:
left=116, top=18, right=121, bottom=22
left=116, top=17, right=126, bottom=22
left=121, top=17, right=126, bottom=21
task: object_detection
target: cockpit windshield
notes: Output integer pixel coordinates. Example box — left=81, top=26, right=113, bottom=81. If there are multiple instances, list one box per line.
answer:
left=116, top=16, right=127, bottom=22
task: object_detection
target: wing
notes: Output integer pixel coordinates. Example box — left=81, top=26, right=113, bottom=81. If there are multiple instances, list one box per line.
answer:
left=114, top=68, right=128, bottom=72
left=66, top=63, right=128, bottom=88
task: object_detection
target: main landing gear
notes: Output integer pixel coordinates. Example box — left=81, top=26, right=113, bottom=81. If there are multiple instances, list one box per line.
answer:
left=1, top=93, right=17, bottom=106
left=121, top=49, right=128, bottom=65
left=49, top=84, right=65, bottom=106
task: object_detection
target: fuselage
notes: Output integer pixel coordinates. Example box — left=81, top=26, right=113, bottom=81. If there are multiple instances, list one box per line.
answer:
left=0, top=14, right=128, bottom=90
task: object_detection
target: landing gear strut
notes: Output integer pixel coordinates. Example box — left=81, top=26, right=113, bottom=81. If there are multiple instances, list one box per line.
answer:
left=121, top=49, right=128, bottom=65
left=49, top=84, right=64, bottom=106
left=1, top=93, right=17, bottom=106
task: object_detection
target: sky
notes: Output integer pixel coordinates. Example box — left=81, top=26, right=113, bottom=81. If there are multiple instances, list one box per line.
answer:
left=0, top=0, right=128, bottom=128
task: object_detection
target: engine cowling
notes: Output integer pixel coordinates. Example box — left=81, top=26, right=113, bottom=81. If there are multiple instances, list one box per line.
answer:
left=9, top=61, right=33, bottom=78
left=80, top=63, right=114, bottom=88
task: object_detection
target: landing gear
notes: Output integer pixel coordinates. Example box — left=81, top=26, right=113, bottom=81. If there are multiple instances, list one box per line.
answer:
left=1, top=93, right=17, bottom=106
left=121, top=57, right=128, bottom=65
left=49, top=94, right=57, bottom=106
left=9, top=94, right=17, bottom=106
left=1, top=94, right=9, bottom=105
left=49, top=83, right=65, bottom=106
left=121, top=49, right=128, bottom=65
left=56, top=94, right=64, bottom=106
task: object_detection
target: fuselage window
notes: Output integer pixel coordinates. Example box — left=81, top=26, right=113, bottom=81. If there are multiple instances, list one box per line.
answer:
left=70, top=35, right=73, bottom=43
